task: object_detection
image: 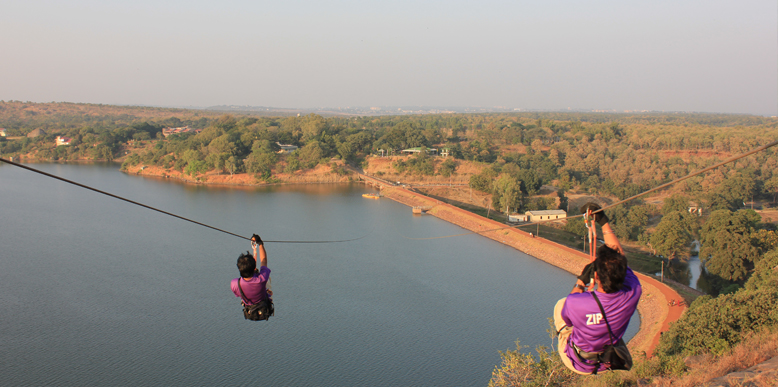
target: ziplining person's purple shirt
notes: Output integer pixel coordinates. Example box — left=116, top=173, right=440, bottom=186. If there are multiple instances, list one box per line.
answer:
left=561, top=268, right=642, bottom=374
left=231, top=266, right=271, bottom=305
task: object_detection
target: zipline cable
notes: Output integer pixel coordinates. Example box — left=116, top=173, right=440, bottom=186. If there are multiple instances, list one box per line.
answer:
left=404, top=139, right=778, bottom=240
left=0, top=157, right=368, bottom=244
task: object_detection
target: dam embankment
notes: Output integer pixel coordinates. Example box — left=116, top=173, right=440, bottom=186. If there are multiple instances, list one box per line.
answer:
left=379, top=185, right=683, bottom=357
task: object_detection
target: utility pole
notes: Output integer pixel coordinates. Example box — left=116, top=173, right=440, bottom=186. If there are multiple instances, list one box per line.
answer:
left=485, top=198, right=491, bottom=219
left=661, top=260, right=664, bottom=283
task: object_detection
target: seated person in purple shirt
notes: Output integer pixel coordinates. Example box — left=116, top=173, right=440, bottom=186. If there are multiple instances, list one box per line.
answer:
left=553, top=203, right=642, bottom=375
left=231, top=234, right=272, bottom=309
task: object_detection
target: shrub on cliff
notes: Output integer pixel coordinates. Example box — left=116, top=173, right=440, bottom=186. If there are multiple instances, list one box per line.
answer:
left=655, top=249, right=778, bottom=357
left=489, top=341, right=579, bottom=387
left=120, top=153, right=141, bottom=170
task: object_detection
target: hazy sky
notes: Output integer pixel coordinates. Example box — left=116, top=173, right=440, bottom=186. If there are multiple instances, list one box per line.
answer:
left=2, top=0, right=776, bottom=115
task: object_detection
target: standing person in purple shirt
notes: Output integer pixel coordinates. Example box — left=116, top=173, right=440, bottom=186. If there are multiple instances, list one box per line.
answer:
left=553, top=203, right=642, bottom=375
left=231, top=234, right=273, bottom=317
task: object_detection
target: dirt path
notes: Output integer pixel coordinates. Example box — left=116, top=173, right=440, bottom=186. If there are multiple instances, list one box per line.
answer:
left=637, top=274, right=688, bottom=356
left=379, top=185, right=684, bottom=357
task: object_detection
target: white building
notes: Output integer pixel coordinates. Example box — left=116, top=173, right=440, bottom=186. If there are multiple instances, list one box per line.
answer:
left=276, top=142, right=298, bottom=153
left=525, top=209, right=567, bottom=222
left=508, top=214, right=529, bottom=223
left=55, top=136, right=72, bottom=146
left=162, top=126, right=202, bottom=137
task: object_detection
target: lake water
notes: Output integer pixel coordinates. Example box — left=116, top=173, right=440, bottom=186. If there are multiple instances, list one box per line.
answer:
left=0, top=163, right=637, bottom=386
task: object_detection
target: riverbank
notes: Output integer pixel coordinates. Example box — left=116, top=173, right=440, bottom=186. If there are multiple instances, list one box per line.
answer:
left=123, top=162, right=355, bottom=186
left=378, top=185, right=683, bottom=357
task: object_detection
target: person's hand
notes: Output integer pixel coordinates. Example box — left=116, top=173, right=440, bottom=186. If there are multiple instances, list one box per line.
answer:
left=571, top=283, right=585, bottom=294
left=580, top=202, right=609, bottom=226
left=577, top=262, right=595, bottom=285
left=251, top=234, right=263, bottom=246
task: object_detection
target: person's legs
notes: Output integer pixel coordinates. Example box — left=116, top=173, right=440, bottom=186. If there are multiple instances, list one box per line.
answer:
left=553, top=298, right=567, bottom=333
left=554, top=297, right=591, bottom=376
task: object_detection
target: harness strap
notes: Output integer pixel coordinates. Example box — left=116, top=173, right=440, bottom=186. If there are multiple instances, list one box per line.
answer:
left=571, top=342, right=601, bottom=362
left=591, top=292, right=618, bottom=346
left=589, top=291, right=619, bottom=374
left=237, top=278, right=251, bottom=305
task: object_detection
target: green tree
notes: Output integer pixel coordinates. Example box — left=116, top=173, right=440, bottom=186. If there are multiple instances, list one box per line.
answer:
left=556, top=190, right=568, bottom=211
left=284, top=154, right=301, bottom=173
left=184, top=160, right=208, bottom=176
left=297, top=141, right=324, bottom=169
left=225, top=156, right=242, bottom=175
left=438, top=158, right=457, bottom=177
left=765, top=176, right=778, bottom=203
left=663, top=193, right=690, bottom=215
left=492, top=174, right=521, bottom=213
left=205, top=152, right=229, bottom=173
left=244, top=149, right=277, bottom=175
left=300, top=114, right=326, bottom=142
left=650, top=211, right=695, bottom=259
left=708, top=172, right=756, bottom=211
left=208, top=134, right=236, bottom=155
left=337, top=141, right=355, bottom=162
left=564, top=216, right=587, bottom=236
left=469, top=167, right=498, bottom=193
left=700, top=209, right=761, bottom=281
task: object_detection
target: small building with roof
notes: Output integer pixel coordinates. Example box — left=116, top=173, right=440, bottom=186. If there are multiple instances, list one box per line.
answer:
left=56, top=136, right=72, bottom=146
left=162, top=126, right=202, bottom=137
left=525, top=209, right=567, bottom=222
left=0, top=128, right=6, bottom=137
left=276, top=142, right=298, bottom=153
left=401, top=147, right=438, bottom=156
left=508, top=213, right=529, bottom=223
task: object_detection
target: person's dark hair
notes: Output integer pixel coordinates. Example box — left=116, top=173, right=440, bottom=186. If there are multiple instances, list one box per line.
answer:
left=237, top=251, right=256, bottom=278
left=594, top=244, right=627, bottom=293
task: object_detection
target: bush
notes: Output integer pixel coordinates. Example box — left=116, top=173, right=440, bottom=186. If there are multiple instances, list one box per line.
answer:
left=439, top=158, right=457, bottom=177
left=184, top=160, right=208, bottom=176
left=120, top=153, right=141, bottom=170
left=655, top=250, right=778, bottom=357
left=488, top=341, right=579, bottom=387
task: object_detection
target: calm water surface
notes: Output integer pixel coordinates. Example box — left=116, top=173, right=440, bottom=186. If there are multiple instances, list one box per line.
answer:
left=0, top=163, right=637, bottom=386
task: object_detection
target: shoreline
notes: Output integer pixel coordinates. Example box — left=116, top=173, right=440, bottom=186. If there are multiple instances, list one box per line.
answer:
left=123, top=163, right=356, bottom=187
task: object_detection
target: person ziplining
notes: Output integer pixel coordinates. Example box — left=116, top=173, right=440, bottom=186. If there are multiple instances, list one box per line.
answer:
left=0, top=158, right=370, bottom=323
left=553, top=203, right=641, bottom=375
left=231, top=234, right=275, bottom=321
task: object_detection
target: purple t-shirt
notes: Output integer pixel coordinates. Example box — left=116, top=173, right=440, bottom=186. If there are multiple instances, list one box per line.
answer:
left=231, top=266, right=271, bottom=305
left=561, top=268, right=641, bottom=374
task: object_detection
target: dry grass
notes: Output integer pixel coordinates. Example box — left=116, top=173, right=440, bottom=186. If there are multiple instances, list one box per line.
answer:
left=488, top=330, right=778, bottom=387
left=648, top=330, right=778, bottom=387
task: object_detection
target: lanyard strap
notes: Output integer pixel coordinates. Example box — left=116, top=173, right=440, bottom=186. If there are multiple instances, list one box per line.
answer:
left=237, top=278, right=251, bottom=305
left=591, top=291, right=617, bottom=346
